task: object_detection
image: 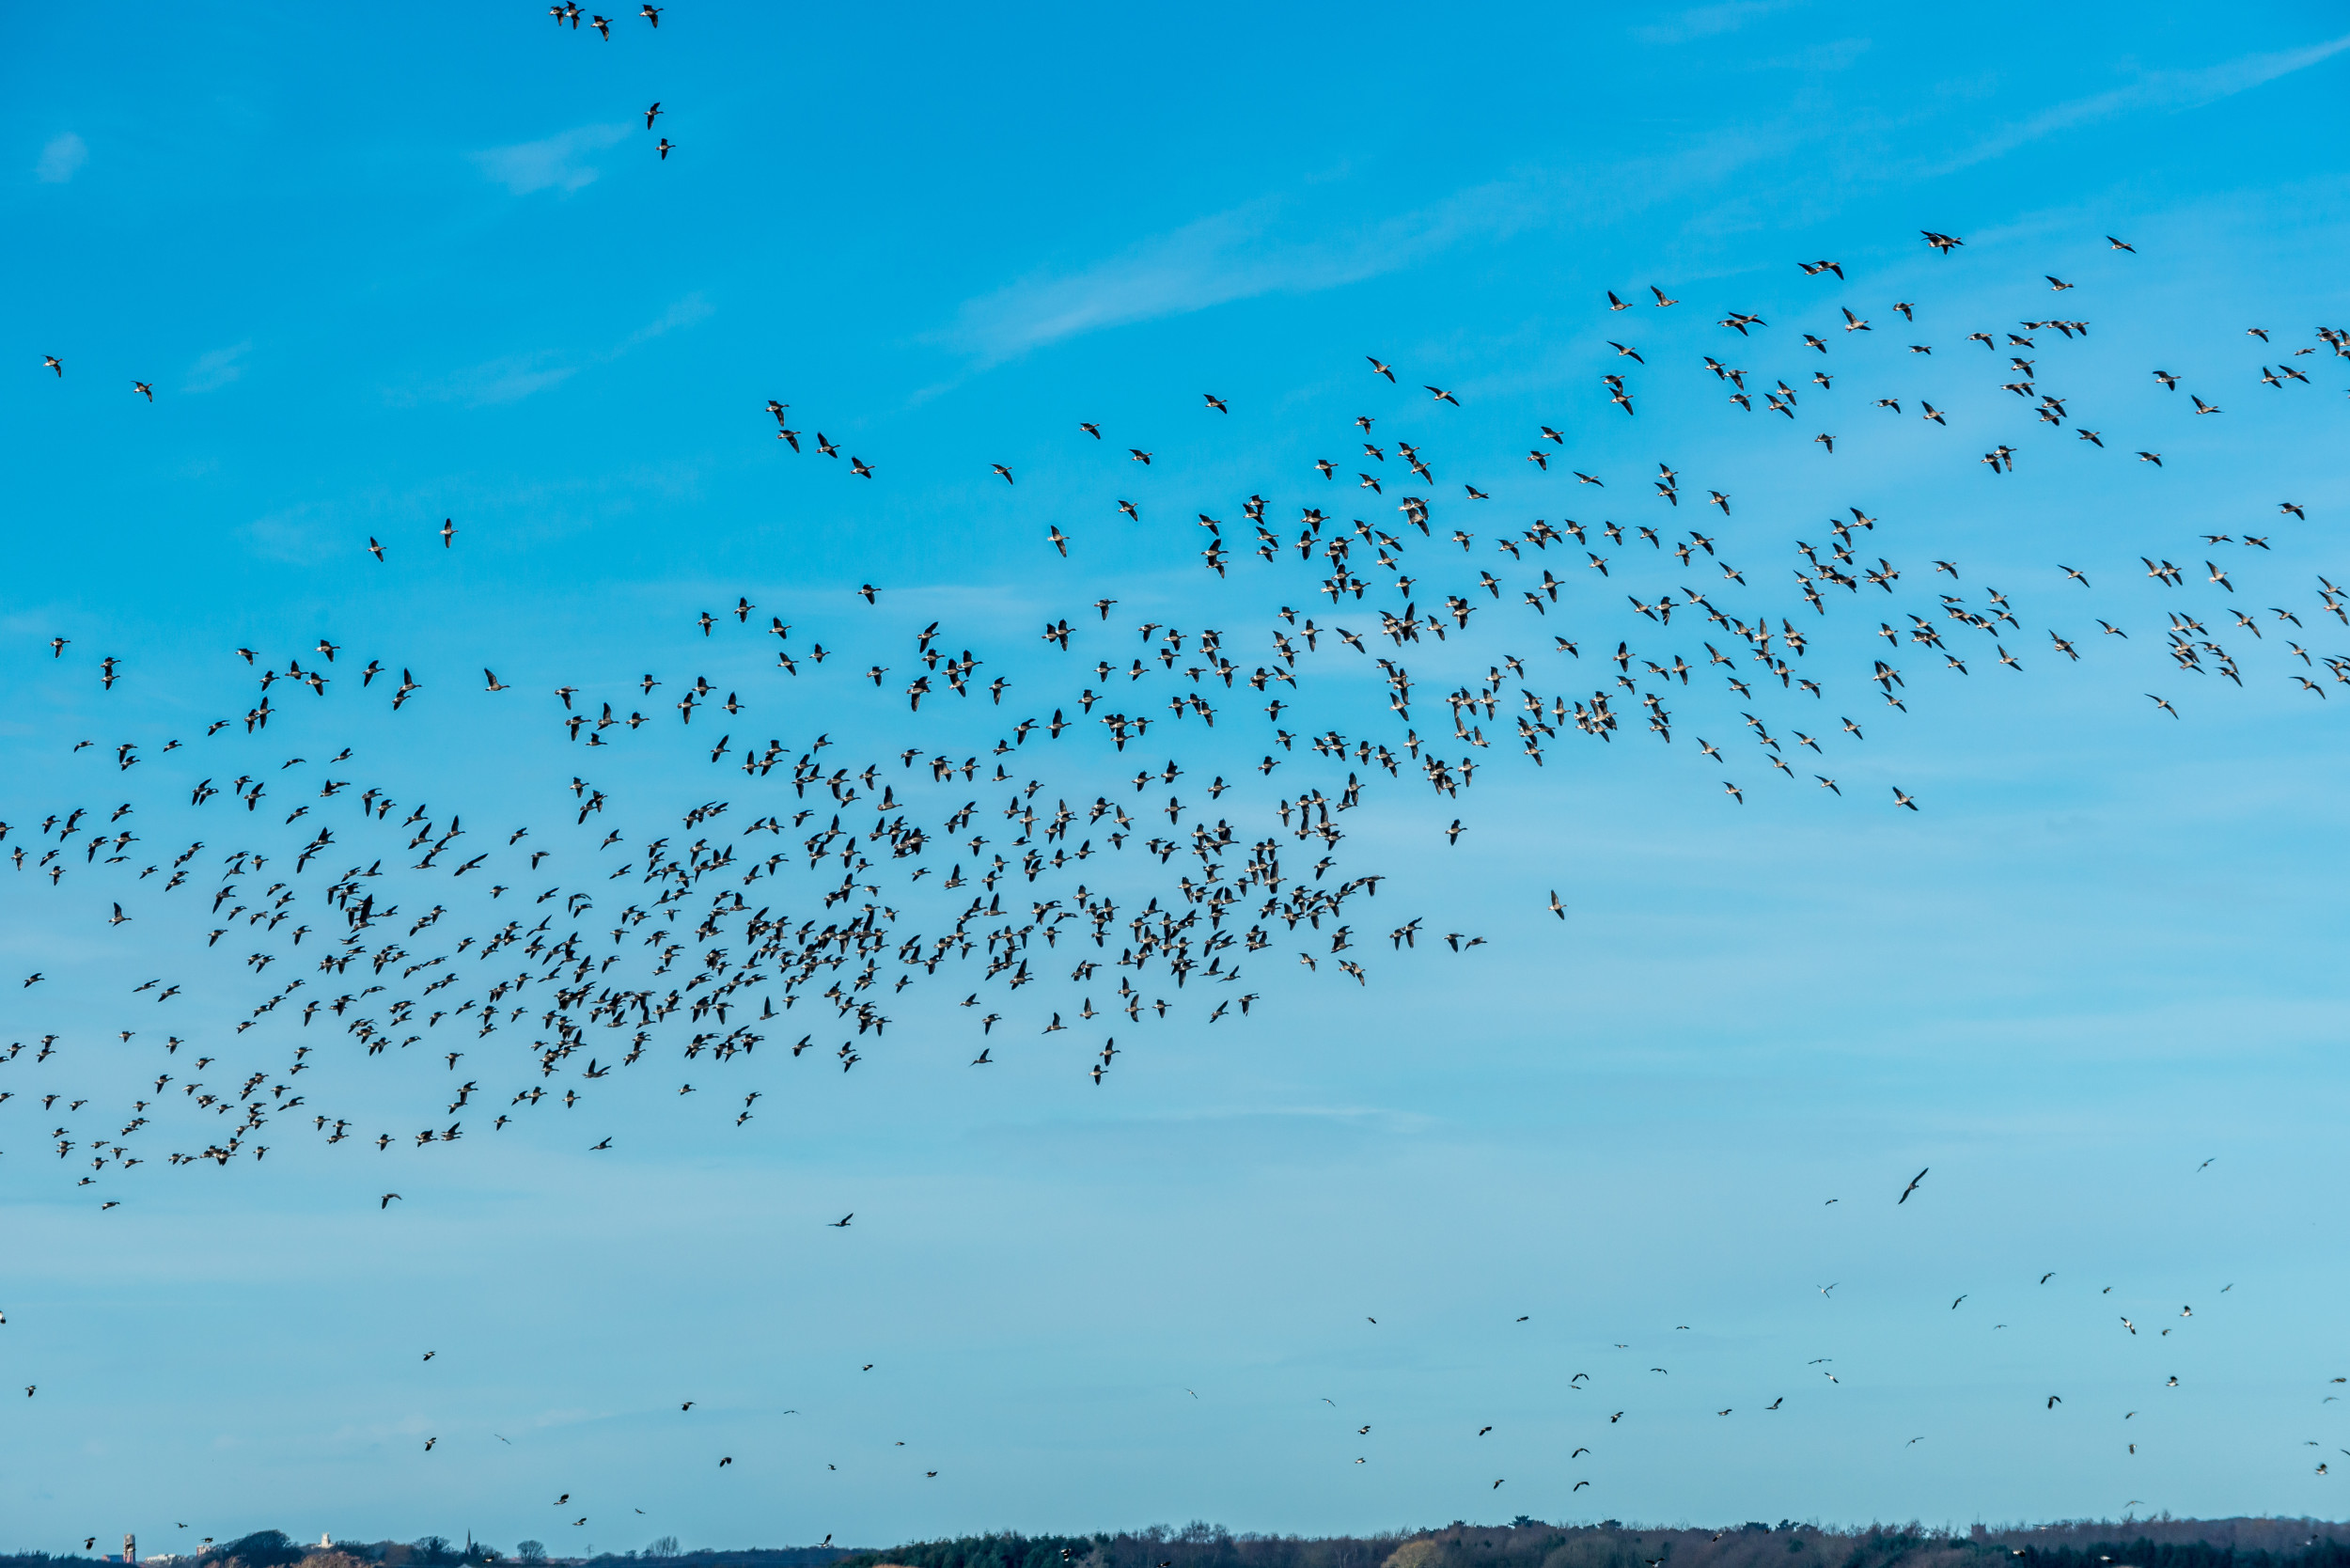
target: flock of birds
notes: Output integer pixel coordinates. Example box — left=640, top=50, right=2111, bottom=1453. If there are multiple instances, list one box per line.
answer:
left=8, top=6, right=2348, bottom=1538
left=24, top=241, right=2342, bottom=1168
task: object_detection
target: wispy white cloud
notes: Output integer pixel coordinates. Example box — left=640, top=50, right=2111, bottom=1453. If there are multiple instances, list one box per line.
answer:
left=241, top=502, right=345, bottom=564
left=471, top=123, right=629, bottom=196
left=941, top=125, right=1812, bottom=364
left=1636, top=0, right=1802, bottom=45
left=606, top=292, right=713, bottom=355
left=387, top=352, right=578, bottom=409
left=35, top=132, right=87, bottom=184
left=183, top=341, right=251, bottom=394
left=943, top=29, right=2349, bottom=367
left=384, top=295, right=712, bottom=408
left=1750, top=36, right=1871, bottom=72
left=1944, top=31, right=2350, bottom=171
left=944, top=183, right=1563, bottom=364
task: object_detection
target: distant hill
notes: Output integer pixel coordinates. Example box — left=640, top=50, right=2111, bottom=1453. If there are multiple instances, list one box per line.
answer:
left=0, top=1544, right=865, bottom=1568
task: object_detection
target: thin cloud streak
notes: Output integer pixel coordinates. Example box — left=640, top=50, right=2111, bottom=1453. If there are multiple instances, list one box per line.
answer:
left=605, top=292, right=714, bottom=357
left=947, top=31, right=2349, bottom=367
left=35, top=132, right=87, bottom=183
left=1635, top=0, right=1804, bottom=45
left=385, top=352, right=577, bottom=409
left=384, top=295, right=713, bottom=409
left=471, top=123, right=630, bottom=196
left=1939, top=31, right=2350, bottom=172
left=942, top=129, right=1810, bottom=364
left=945, top=192, right=1516, bottom=363
left=183, top=341, right=252, bottom=394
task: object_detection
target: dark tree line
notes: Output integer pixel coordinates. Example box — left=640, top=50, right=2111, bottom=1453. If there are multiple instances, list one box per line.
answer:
left=832, top=1519, right=2350, bottom=1568
left=14, top=1521, right=2350, bottom=1568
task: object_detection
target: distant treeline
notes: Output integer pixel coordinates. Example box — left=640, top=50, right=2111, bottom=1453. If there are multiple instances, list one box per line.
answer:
left=13, top=1521, right=2350, bottom=1568
left=832, top=1520, right=2350, bottom=1568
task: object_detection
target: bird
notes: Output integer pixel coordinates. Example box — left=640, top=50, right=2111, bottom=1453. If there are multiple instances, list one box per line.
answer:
left=381, top=1194, right=400, bottom=1209
left=1899, top=1168, right=1928, bottom=1203
left=645, top=102, right=662, bottom=127
left=829, top=1213, right=853, bottom=1227
left=656, top=138, right=675, bottom=160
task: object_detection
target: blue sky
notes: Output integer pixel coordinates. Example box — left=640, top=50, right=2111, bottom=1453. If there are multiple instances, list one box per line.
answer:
left=6, top=0, right=2350, bottom=1552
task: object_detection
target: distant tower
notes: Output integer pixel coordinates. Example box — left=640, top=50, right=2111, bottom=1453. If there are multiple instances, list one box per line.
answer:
left=123, top=1537, right=134, bottom=1564
left=321, top=1541, right=332, bottom=1552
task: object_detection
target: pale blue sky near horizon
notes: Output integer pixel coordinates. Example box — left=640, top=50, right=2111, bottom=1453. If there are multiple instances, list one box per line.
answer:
left=4, top=0, right=2350, bottom=1554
